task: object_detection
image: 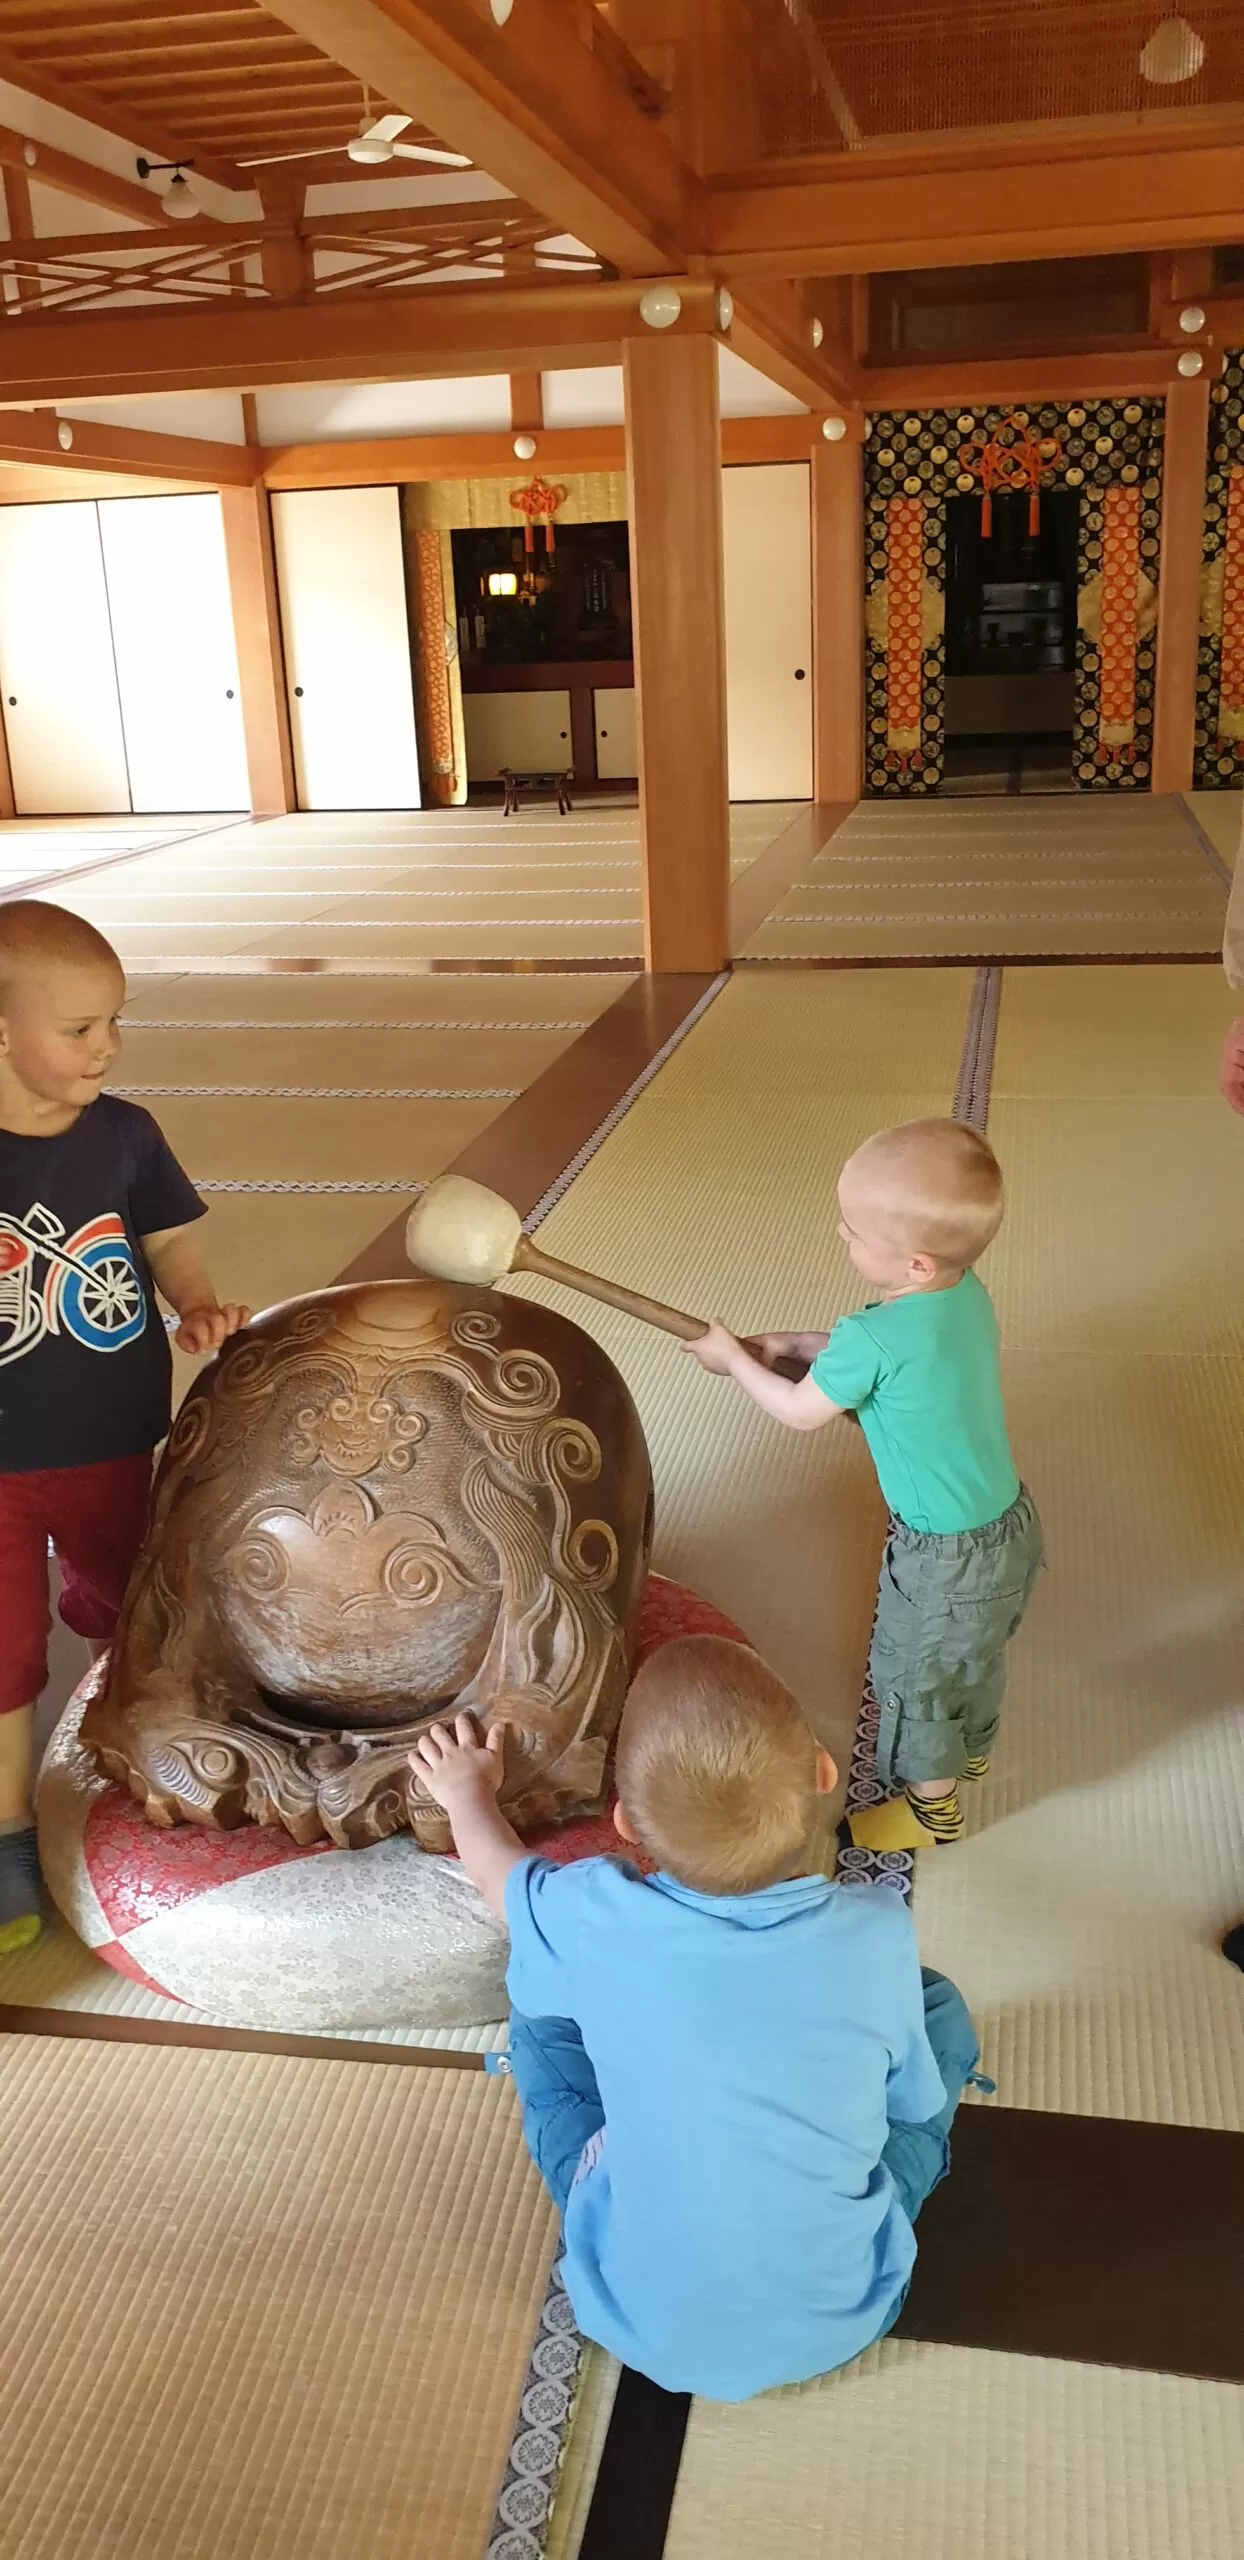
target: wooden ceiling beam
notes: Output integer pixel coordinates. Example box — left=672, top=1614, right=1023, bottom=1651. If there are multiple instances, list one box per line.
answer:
left=711, top=133, right=1244, bottom=277
left=0, top=44, right=241, bottom=191
left=0, top=275, right=727, bottom=403
left=0, top=122, right=174, bottom=227
left=259, top=413, right=818, bottom=488
left=731, top=280, right=859, bottom=410
left=266, top=0, right=702, bottom=272
left=857, top=350, right=1181, bottom=407
left=0, top=409, right=259, bottom=485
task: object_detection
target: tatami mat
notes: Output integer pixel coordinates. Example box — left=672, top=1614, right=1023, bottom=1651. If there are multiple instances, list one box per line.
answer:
left=40, top=804, right=797, bottom=968
left=0, top=816, right=219, bottom=896
left=1, top=2033, right=554, bottom=2560
left=746, top=799, right=1228, bottom=960
left=506, top=970, right=974, bottom=1770
left=658, top=2341, right=1244, bottom=2560
left=1183, top=790, right=1241, bottom=873
left=912, top=966, right=1244, bottom=2127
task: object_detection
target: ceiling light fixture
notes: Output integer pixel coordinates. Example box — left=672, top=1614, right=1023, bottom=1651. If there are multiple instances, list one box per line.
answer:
left=821, top=415, right=848, bottom=442
left=1177, top=348, right=1205, bottom=376
left=716, top=286, right=733, bottom=332
left=1139, top=14, right=1205, bottom=84
left=1179, top=304, right=1207, bottom=333
left=56, top=421, right=73, bottom=450
left=513, top=433, right=537, bottom=460
left=136, top=157, right=199, bottom=219
left=810, top=318, right=824, bottom=348
left=638, top=283, right=682, bottom=330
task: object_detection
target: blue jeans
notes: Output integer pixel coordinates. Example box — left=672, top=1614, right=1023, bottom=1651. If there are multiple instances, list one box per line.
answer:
left=494, top=1966, right=982, bottom=2222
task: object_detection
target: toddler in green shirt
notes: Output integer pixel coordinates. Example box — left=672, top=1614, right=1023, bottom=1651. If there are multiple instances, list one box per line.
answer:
left=685, top=1118, right=1042, bottom=1844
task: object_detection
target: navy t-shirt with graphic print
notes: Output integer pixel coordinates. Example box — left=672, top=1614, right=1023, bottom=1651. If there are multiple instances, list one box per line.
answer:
left=0, top=1096, right=205, bottom=1474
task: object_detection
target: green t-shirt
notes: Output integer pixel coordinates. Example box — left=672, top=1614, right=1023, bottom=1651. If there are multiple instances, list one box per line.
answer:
left=810, top=1270, right=1019, bottom=1536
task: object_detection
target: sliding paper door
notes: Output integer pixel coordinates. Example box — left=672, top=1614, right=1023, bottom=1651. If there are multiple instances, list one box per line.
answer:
left=271, top=486, right=422, bottom=809
left=97, top=493, right=250, bottom=813
left=0, top=502, right=130, bottom=813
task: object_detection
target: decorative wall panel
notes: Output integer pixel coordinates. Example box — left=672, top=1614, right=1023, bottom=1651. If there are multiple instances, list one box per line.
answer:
left=1195, top=352, right=1244, bottom=785
left=863, top=399, right=1165, bottom=796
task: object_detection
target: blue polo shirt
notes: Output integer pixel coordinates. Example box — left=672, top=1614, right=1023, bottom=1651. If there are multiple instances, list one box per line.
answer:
left=504, top=1855, right=946, bottom=2401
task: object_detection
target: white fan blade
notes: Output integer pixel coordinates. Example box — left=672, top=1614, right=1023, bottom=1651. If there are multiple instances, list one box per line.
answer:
left=391, top=142, right=473, bottom=166
left=366, top=114, right=413, bottom=143
left=238, top=144, right=342, bottom=165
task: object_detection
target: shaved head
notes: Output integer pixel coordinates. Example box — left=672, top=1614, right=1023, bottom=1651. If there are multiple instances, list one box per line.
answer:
left=0, top=900, right=121, bottom=1007
left=0, top=901, right=125, bottom=1129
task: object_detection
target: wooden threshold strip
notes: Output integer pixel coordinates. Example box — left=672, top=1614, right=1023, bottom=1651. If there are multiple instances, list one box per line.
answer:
left=338, top=969, right=716, bottom=1283
left=736, top=948, right=1223, bottom=969
left=0, top=2002, right=485, bottom=2073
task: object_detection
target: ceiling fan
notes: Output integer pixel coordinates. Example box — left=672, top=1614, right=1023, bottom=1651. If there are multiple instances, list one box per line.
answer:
left=241, top=93, right=471, bottom=172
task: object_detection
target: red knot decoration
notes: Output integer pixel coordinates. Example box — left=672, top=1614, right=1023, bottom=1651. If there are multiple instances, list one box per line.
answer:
left=957, top=413, right=1062, bottom=539
left=509, top=472, right=569, bottom=554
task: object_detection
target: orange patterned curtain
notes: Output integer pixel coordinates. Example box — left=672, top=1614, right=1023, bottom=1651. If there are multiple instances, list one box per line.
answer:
left=1217, top=465, right=1244, bottom=744
left=409, top=528, right=458, bottom=806
left=1096, top=485, right=1142, bottom=761
left=885, top=497, right=925, bottom=766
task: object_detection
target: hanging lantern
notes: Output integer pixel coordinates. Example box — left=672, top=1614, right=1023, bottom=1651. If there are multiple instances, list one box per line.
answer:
left=509, top=472, right=568, bottom=555
left=957, top=414, right=1063, bottom=538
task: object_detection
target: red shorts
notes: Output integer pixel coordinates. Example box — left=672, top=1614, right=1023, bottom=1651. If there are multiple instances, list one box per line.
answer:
left=0, top=1453, right=153, bottom=1712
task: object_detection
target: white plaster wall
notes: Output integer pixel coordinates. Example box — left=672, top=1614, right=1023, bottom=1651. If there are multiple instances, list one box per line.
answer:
left=54, top=391, right=249, bottom=443
left=255, top=375, right=513, bottom=443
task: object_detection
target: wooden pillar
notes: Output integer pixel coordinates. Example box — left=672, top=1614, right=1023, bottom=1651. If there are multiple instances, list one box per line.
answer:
left=219, top=480, right=297, bottom=816
left=812, top=430, right=864, bottom=803
left=1152, top=373, right=1211, bottom=794
left=624, top=332, right=729, bottom=972
left=256, top=170, right=311, bottom=301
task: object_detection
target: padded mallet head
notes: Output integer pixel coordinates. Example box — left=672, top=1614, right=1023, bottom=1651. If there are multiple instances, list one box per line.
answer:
left=405, top=1174, right=525, bottom=1288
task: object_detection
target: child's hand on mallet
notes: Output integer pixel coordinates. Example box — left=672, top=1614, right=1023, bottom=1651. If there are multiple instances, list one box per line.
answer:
left=684, top=1320, right=742, bottom=1377
left=412, top=1711, right=506, bottom=1809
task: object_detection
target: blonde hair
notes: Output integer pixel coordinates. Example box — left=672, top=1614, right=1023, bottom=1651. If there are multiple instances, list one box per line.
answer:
left=614, top=1634, right=822, bottom=1895
left=0, top=900, right=122, bottom=1009
left=849, top=1117, right=1003, bottom=1266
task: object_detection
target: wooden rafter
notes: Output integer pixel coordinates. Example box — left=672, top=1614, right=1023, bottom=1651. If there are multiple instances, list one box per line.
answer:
left=0, top=119, right=174, bottom=226
left=0, top=273, right=728, bottom=403
left=710, top=126, right=1244, bottom=276
left=0, top=408, right=258, bottom=485
left=266, top=0, right=697, bottom=273
left=259, top=414, right=819, bottom=488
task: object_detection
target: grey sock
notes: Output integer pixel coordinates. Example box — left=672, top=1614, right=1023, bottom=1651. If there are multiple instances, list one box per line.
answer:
left=0, top=1824, right=42, bottom=1927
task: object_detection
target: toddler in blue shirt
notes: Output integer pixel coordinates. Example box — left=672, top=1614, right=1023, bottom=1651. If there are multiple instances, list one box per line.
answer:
left=412, top=1633, right=982, bottom=2402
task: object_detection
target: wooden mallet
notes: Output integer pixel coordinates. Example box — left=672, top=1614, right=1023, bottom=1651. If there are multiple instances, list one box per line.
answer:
left=405, top=1176, right=809, bottom=1378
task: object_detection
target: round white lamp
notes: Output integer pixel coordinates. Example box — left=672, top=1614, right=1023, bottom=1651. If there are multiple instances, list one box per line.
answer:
left=513, top=433, right=537, bottom=461
left=821, top=415, right=848, bottom=442
left=1177, top=349, right=1205, bottom=377
left=716, top=286, right=733, bottom=333
left=810, top=317, right=824, bottom=349
left=57, top=421, right=73, bottom=451
left=1179, top=304, right=1207, bottom=334
left=638, top=283, right=682, bottom=331
left=1139, top=14, right=1205, bottom=84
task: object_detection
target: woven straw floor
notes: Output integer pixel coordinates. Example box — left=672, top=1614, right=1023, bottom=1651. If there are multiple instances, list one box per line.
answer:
left=40, top=803, right=794, bottom=969
left=746, top=797, right=1228, bottom=960
left=0, top=2032, right=554, bottom=2560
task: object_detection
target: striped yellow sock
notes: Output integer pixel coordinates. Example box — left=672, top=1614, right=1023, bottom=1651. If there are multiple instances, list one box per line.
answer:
left=903, top=1785, right=965, bottom=1843
left=963, top=1754, right=990, bottom=1782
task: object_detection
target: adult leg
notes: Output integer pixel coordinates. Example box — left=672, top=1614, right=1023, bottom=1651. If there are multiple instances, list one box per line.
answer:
left=501, top=2013, right=606, bottom=2216
left=0, top=1472, right=56, bottom=1950
left=882, top=1969, right=983, bottom=2224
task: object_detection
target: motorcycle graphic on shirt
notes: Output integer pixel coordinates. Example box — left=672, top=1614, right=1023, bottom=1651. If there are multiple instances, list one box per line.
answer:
left=0, top=1203, right=147, bottom=1367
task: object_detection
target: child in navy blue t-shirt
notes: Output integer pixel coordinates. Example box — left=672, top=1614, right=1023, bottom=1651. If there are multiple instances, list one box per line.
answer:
left=0, top=901, right=249, bottom=1952
left=413, top=1632, right=983, bottom=2401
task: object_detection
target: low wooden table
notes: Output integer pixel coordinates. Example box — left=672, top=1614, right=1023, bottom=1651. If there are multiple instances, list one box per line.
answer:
left=499, top=766, right=573, bottom=816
